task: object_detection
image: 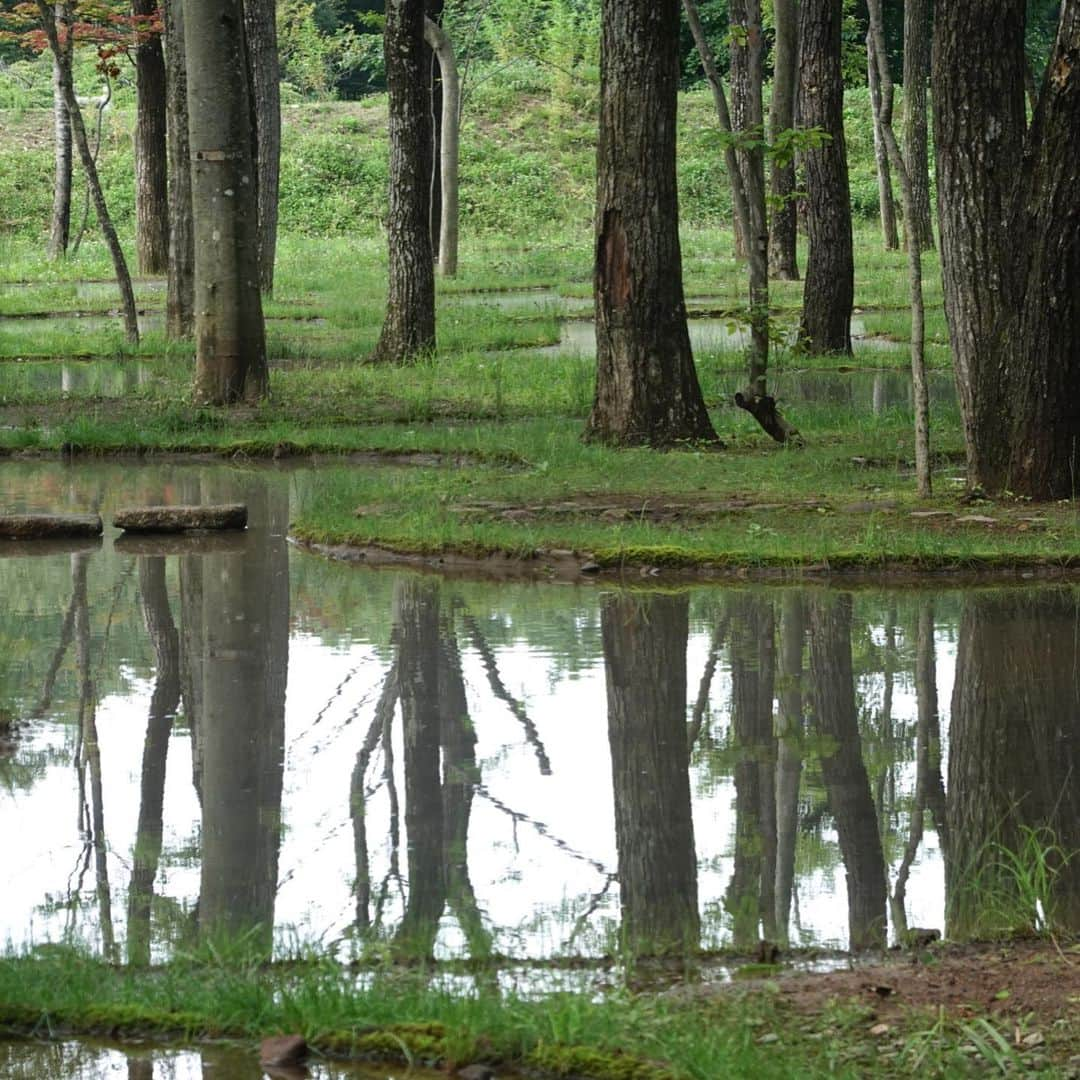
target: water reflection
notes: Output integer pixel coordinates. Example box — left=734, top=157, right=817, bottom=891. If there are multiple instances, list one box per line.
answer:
left=0, top=461, right=1078, bottom=966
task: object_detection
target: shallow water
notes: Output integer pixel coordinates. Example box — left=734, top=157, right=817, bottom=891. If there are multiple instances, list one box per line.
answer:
left=0, top=460, right=1077, bottom=969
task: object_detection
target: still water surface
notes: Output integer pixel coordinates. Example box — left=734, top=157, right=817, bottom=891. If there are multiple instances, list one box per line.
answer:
left=1, top=461, right=1077, bottom=968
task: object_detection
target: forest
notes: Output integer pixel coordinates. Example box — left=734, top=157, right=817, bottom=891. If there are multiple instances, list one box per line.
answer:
left=0, top=1, right=1079, bottom=1078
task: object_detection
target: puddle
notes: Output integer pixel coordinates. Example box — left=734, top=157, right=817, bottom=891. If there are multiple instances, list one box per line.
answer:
left=0, top=460, right=1075, bottom=971
left=0, top=359, right=158, bottom=397
left=720, top=367, right=957, bottom=411
left=0, top=1037, right=425, bottom=1079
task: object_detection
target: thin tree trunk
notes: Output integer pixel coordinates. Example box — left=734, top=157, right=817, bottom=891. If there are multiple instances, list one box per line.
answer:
left=902, top=0, right=934, bottom=251
left=240, top=0, right=281, bottom=293
left=134, top=0, right=169, bottom=274
left=867, top=0, right=931, bottom=496
left=183, top=0, right=268, bottom=403
left=35, top=1, right=139, bottom=344
left=587, top=0, right=717, bottom=447
left=797, top=0, right=853, bottom=355
left=426, top=0, right=444, bottom=259
left=768, top=0, right=799, bottom=279
left=424, top=17, right=460, bottom=277
left=867, top=34, right=899, bottom=250
left=371, top=0, right=437, bottom=364
left=47, top=2, right=73, bottom=260
left=163, top=0, right=194, bottom=338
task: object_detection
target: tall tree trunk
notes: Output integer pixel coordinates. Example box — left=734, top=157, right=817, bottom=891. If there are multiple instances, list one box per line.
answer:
left=867, top=34, right=899, bottom=250
left=902, top=0, right=934, bottom=251
left=774, top=593, right=804, bottom=945
left=867, top=0, right=931, bottom=496
left=184, top=0, right=268, bottom=403
left=241, top=0, right=281, bottom=293
left=424, top=16, right=459, bottom=277
left=807, top=594, right=887, bottom=950
left=586, top=0, right=717, bottom=447
left=948, top=589, right=1080, bottom=936
left=371, top=0, right=437, bottom=364
left=726, top=594, right=777, bottom=948
left=127, top=557, right=180, bottom=966
left=47, top=2, right=73, bottom=261
left=425, top=0, right=444, bottom=259
left=163, top=0, right=194, bottom=338
left=35, top=1, right=139, bottom=344
left=196, top=482, right=288, bottom=955
left=134, top=0, right=169, bottom=274
left=797, top=0, right=854, bottom=355
left=934, top=1, right=1080, bottom=497
left=602, top=592, right=699, bottom=957
left=393, top=578, right=446, bottom=958
left=768, top=0, right=799, bottom=280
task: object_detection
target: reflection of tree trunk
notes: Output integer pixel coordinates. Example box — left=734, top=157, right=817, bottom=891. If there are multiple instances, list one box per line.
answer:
left=73, top=553, right=116, bottom=960
left=808, top=594, right=887, bottom=950
left=127, top=557, right=181, bottom=966
left=774, top=593, right=804, bottom=944
left=439, top=623, right=491, bottom=960
left=948, top=590, right=1080, bottom=936
left=602, top=592, right=699, bottom=957
left=352, top=660, right=397, bottom=932
left=196, top=483, right=289, bottom=956
left=34, top=582, right=77, bottom=717
left=918, top=601, right=948, bottom=857
left=726, top=594, right=776, bottom=948
left=687, top=615, right=727, bottom=751
left=393, top=579, right=445, bottom=958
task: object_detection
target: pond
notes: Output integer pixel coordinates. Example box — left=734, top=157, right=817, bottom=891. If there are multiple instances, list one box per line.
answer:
left=0, top=460, right=1077, bottom=971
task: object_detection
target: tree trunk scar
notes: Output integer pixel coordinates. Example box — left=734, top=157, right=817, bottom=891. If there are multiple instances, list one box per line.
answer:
left=600, top=210, right=632, bottom=311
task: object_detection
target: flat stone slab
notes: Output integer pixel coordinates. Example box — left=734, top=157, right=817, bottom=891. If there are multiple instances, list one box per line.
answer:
left=0, top=512, right=103, bottom=540
left=112, top=503, right=247, bottom=533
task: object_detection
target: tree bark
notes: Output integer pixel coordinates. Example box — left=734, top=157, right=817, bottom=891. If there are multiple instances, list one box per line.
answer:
left=902, top=0, right=934, bottom=251
left=163, top=0, right=194, bottom=338
left=602, top=592, right=699, bottom=957
left=424, top=17, right=459, bottom=277
left=240, top=0, right=281, bottom=293
left=134, top=0, right=169, bottom=275
left=867, top=33, right=899, bottom=251
left=183, top=0, right=268, bottom=404
left=586, top=0, right=718, bottom=447
left=768, top=0, right=799, bottom=280
left=807, top=594, right=887, bottom=950
left=934, top=1, right=1080, bottom=497
left=948, top=589, right=1080, bottom=936
left=35, top=1, right=139, bottom=344
left=47, top=2, right=73, bottom=261
left=371, top=0, right=437, bottom=364
left=797, top=0, right=854, bottom=355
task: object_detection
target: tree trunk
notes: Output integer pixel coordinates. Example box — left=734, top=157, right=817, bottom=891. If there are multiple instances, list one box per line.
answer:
left=602, top=592, right=699, bottom=957
left=163, top=0, right=194, bottom=338
left=425, top=0, right=444, bottom=260
left=126, top=557, right=180, bottom=966
left=902, top=0, right=934, bottom=251
left=797, top=0, right=854, bottom=355
left=807, top=594, right=887, bottom=950
left=393, top=578, right=446, bottom=958
left=867, top=34, right=899, bottom=251
left=36, top=1, right=139, bottom=344
left=183, top=0, right=268, bottom=404
left=47, top=2, right=73, bottom=261
left=586, top=0, right=718, bottom=447
left=867, top=0, right=931, bottom=496
left=134, top=0, right=169, bottom=275
left=240, top=0, right=280, bottom=293
left=371, top=0, right=437, bottom=364
left=424, top=17, right=459, bottom=278
left=948, top=589, right=1080, bottom=936
left=934, top=1, right=1080, bottom=498
left=768, top=0, right=799, bottom=280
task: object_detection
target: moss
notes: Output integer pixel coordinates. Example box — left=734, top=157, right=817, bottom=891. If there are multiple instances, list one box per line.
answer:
left=525, top=1043, right=676, bottom=1080
left=321, top=1021, right=448, bottom=1064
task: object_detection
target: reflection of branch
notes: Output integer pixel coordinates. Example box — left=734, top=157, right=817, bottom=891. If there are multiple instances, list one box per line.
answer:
left=34, top=588, right=78, bottom=718
left=475, top=783, right=610, bottom=875
left=567, top=874, right=618, bottom=948
left=687, top=616, right=728, bottom=751
left=461, top=611, right=552, bottom=775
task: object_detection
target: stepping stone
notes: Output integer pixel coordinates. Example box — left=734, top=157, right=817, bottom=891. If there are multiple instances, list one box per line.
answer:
left=909, top=510, right=954, bottom=520
left=956, top=514, right=997, bottom=525
left=0, top=512, right=103, bottom=540
left=112, top=503, right=247, bottom=533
